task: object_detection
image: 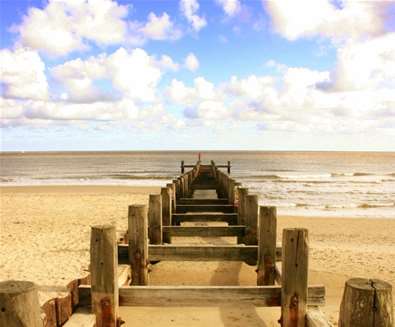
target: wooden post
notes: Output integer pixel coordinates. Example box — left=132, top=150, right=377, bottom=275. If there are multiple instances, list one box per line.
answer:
left=183, top=174, right=189, bottom=197
left=257, top=206, right=277, bottom=286
left=281, top=228, right=309, bottom=327
left=227, top=160, right=231, bottom=174
left=228, top=179, right=235, bottom=205
left=90, top=225, right=119, bottom=327
left=161, top=187, right=172, bottom=242
left=339, top=278, right=393, bottom=327
left=178, top=177, right=184, bottom=199
left=168, top=183, right=176, bottom=211
left=0, top=280, right=41, bottom=327
left=244, top=194, right=258, bottom=245
left=237, top=188, right=248, bottom=225
left=148, top=194, right=162, bottom=245
left=181, top=160, right=184, bottom=174
left=128, top=205, right=149, bottom=285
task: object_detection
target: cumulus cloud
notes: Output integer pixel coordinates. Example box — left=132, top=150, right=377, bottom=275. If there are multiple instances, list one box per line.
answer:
left=0, top=47, right=48, bottom=100
left=180, top=0, right=207, bottom=31
left=136, top=12, right=182, bottom=41
left=12, top=0, right=183, bottom=56
left=14, top=0, right=128, bottom=56
left=216, top=0, right=241, bottom=17
left=266, top=0, right=386, bottom=41
left=51, top=47, right=163, bottom=103
left=184, top=53, right=199, bottom=71
left=331, top=33, right=395, bottom=91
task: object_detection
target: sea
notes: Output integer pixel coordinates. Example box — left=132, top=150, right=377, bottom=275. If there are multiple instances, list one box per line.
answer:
left=1, top=151, right=394, bottom=218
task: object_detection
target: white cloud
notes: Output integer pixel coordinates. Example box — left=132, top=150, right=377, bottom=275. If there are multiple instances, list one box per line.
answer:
left=184, top=53, right=199, bottom=71
left=216, top=0, right=241, bottom=17
left=166, top=79, right=196, bottom=106
left=51, top=47, right=162, bottom=103
left=139, top=12, right=182, bottom=41
left=266, top=0, right=386, bottom=41
left=180, top=0, right=207, bottom=31
left=157, top=55, right=180, bottom=71
left=331, top=33, right=395, bottom=91
left=14, top=0, right=128, bottom=56
left=0, top=47, right=48, bottom=100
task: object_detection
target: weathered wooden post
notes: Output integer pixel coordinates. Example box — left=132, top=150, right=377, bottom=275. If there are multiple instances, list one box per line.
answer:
left=244, top=194, right=258, bottom=245
left=0, top=280, right=41, bottom=327
left=257, top=206, right=277, bottom=286
left=183, top=174, right=189, bottom=197
left=167, top=182, right=176, bottom=211
left=90, top=225, right=119, bottom=327
left=339, top=278, right=393, bottom=327
left=128, top=205, right=149, bottom=285
left=281, top=228, right=309, bottom=327
left=228, top=179, right=235, bottom=205
left=178, top=177, right=184, bottom=199
left=173, top=179, right=180, bottom=201
left=227, top=160, right=231, bottom=174
left=148, top=194, right=162, bottom=245
left=161, top=187, right=172, bottom=242
left=181, top=160, right=184, bottom=173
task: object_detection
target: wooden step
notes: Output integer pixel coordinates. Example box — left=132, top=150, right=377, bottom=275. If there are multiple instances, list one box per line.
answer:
left=192, top=184, right=218, bottom=190
left=172, top=213, right=238, bottom=225
left=178, top=198, right=229, bottom=205
left=118, top=244, right=282, bottom=263
left=79, top=285, right=325, bottom=307
left=162, top=225, right=246, bottom=237
left=175, top=204, right=235, bottom=213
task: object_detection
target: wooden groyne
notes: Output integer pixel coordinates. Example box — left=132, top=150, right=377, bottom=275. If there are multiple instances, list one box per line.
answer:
left=1, top=160, right=393, bottom=327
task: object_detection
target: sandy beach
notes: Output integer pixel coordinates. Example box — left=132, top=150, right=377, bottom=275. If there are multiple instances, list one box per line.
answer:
left=1, top=185, right=394, bottom=326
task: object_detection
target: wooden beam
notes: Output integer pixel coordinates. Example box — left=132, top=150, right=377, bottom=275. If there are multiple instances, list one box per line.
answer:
left=78, top=285, right=325, bottom=308
left=118, top=244, right=282, bottom=263
left=173, top=213, right=238, bottom=225
left=128, top=205, right=149, bottom=285
left=177, top=198, right=229, bottom=205
left=162, top=225, right=246, bottom=237
left=175, top=204, right=235, bottom=213
left=281, top=228, right=309, bottom=327
left=90, top=225, right=119, bottom=327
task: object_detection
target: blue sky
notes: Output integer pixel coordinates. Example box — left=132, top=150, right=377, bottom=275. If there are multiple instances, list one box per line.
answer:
left=0, top=0, right=394, bottom=151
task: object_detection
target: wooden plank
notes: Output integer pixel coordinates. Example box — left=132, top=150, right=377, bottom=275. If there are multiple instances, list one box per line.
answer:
left=148, top=194, right=162, bottom=244
left=257, top=206, right=277, bottom=286
left=55, top=293, right=72, bottom=326
left=192, top=184, right=218, bottom=190
left=162, top=225, right=246, bottom=237
left=78, top=285, right=325, bottom=308
left=128, top=205, right=149, bottom=285
left=149, top=244, right=257, bottom=262
left=306, top=307, right=332, bottom=327
left=281, top=228, right=309, bottom=327
left=177, top=198, right=228, bottom=205
left=90, top=225, right=118, bottom=327
left=118, top=244, right=282, bottom=263
left=173, top=213, right=238, bottom=225
left=175, top=204, right=235, bottom=213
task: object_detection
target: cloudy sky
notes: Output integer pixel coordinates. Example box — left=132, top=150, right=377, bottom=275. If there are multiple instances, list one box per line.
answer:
left=1, top=0, right=394, bottom=151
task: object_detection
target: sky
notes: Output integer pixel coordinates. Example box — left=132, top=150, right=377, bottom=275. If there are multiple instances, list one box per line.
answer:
left=0, top=0, right=394, bottom=151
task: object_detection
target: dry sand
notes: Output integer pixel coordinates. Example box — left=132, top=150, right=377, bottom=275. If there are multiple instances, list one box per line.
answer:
left=1, top=185, right=394, bottom=326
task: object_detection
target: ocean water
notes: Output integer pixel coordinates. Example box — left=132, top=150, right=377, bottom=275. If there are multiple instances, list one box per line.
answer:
left=1, top=151, right=394, bottom=218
